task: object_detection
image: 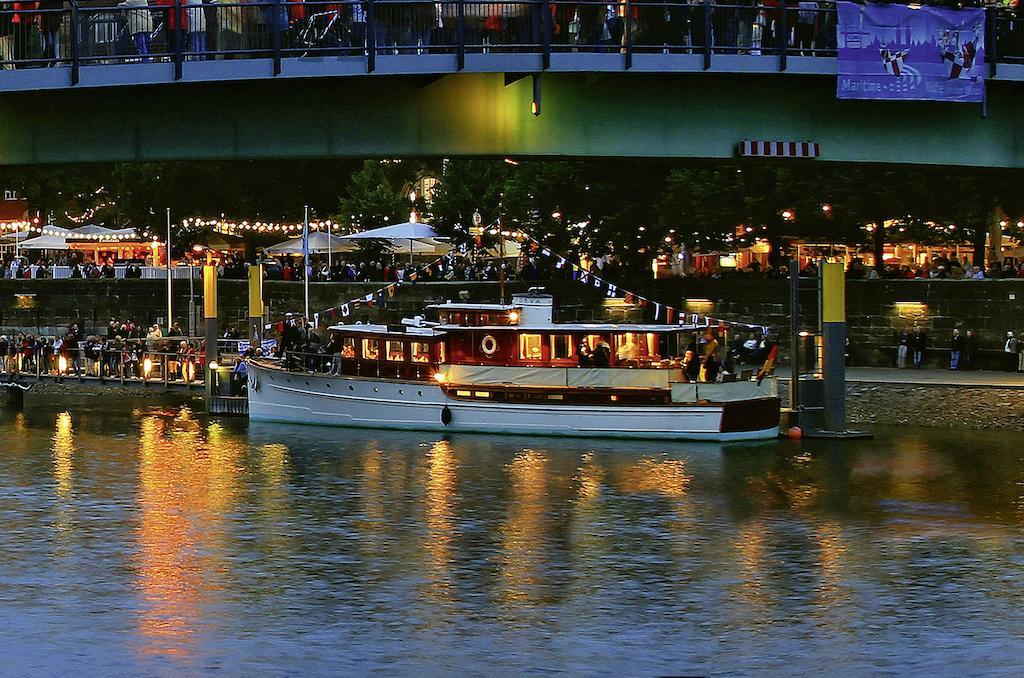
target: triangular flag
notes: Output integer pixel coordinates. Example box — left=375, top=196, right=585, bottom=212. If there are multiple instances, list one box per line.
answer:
left=313, top=312, right=320, bottom=328
left=387, top=284, right=396, bottom=298
left=363, top=293, right=374, bottom=303
left=579, top=271, right=589, bottom=284
left=341, top=303, right=351, bottom=317
left=409, top=272, right=418, bottom=282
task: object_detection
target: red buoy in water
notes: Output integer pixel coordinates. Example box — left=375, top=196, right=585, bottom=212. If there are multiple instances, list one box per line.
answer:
left=787, top=426, right=803, bottom=440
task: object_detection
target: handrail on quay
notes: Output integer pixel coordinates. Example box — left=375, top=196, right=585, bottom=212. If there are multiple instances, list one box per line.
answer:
left=0, top=2, right=1018, bottom=90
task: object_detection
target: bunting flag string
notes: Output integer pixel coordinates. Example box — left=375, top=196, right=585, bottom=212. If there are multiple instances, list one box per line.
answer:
left=520, top=234, right=768, bottom=334
left=288, top=253, right=448, bottom=325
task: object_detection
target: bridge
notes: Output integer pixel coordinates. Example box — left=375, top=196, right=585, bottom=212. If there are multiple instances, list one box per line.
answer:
left=0, top=2, right=1021, bottom=167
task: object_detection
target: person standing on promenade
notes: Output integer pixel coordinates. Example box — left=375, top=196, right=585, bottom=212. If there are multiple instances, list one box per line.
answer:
left=963, top=330, right=977, bottom=371
left=896, top=327, right=911, bottom=368
left=1003, top=331, right=1019, bottom=372
left=949, top=328, right=963, bottom=370
left=911, top=326, right=927, bottom=369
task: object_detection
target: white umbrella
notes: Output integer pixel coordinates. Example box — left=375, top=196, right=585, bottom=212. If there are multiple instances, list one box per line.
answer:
left=265, top=232, right=358, bottom=255
left=344, top=221, right=443, bottom=241
left=17, top=235, right=69, bottom=250
left=343, top=221, right=450, bottom=260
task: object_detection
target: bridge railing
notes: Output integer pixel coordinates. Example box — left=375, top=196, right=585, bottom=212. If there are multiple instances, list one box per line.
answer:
left=0, top=3, right=1017, bottom=75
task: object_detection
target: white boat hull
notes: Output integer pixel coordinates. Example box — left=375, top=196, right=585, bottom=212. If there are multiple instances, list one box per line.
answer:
left=246, top=364, right=778, bottom=441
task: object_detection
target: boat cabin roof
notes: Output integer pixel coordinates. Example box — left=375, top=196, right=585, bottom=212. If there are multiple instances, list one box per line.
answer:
left=326, top=323, right=443, bottom=337
left=427, top=302, right=517, bottom=312
left=436, top=323, right=713, bottom=333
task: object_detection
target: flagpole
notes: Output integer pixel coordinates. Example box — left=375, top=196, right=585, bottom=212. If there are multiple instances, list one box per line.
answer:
left=303, top=205, right=310, bottom=320
left=498, top=216, right=506, bottom=305
left=166, top=208, right=172, bottom=330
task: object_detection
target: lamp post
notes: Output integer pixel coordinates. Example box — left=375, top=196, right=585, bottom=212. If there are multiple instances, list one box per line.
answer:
left=303, top=205, right=310, bottom=320
left=165, top=208, right=172, bottom=330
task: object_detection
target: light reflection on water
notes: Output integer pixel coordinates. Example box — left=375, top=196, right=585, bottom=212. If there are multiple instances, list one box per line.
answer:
left=0, top=401, right=1021, bottom=675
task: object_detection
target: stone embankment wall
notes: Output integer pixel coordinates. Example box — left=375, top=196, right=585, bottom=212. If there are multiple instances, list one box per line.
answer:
left=0, top=277, right=1021, bottom=369
left=844, top=383, right=1024, bottom=430
left=778, top=382, right=1024, bottom=430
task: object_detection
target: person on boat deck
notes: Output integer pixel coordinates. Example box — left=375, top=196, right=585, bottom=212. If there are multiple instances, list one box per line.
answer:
left=592, top=338, right=612, bottom=368
left=701, top=352, right=720, bottom=383
left=577, top=339, right=592, bottom=367
left=681, top=349, right=700, bottom=382
left=616, top=338, right=639, bottom=367
left=325, top=332, right=344, bottom=375
left=702, top=330, right=720, bottom=359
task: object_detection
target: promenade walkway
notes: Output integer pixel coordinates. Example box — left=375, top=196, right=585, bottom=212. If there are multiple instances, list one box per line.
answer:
left=779, top=366, right=1024, bottom=389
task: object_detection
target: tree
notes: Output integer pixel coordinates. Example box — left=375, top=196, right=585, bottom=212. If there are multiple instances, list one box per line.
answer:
left=334, top=159, right=425, bottom=232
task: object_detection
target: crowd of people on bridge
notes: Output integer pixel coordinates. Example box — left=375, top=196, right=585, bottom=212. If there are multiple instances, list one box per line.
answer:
left=0, top=1, right=1020, bottom=68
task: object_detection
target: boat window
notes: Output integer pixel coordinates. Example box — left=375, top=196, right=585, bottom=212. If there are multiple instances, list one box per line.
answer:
left=411, top=341, right=431, bottom=363
left=340, top=337, right=356, bottom=358
left=549, top=334, right=573, bottom=360
left=386, top=340, right=405, bottom=362
left=519, top=333, right=543, bottom=360
left=361, top=338, right=379, bottom=360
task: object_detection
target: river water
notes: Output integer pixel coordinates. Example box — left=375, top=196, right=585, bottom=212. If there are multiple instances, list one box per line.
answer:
left=0, top=397, right=1021, bottom=675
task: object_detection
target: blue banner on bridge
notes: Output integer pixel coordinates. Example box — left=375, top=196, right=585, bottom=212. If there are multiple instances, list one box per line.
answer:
left=837, top=2, right=985, bottom=103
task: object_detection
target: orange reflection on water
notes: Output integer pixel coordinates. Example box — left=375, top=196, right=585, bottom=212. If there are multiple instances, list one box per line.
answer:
left=731, top=518, right=770, bottom=621
left=614, top=457, right=692, bottom=499
left=51, top=411, right=75, bottom=542
left=134, top=411, right=241, bottom=660
left=812, top=519, right=851, bottom=616
left=574, top=452, right=603, bottom=503
left=421, top=440, right=457, bottom=602
left=498, top=449, right=548, bottom=606
left=52, top=412, right=74, bottom=500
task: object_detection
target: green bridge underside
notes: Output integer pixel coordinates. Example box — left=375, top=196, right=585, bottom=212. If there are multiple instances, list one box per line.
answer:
left=2, top=73, right=1021, bottom=167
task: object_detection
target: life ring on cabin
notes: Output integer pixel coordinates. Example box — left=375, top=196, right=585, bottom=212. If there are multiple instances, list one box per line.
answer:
left=480, top=334, right=499, bottom=357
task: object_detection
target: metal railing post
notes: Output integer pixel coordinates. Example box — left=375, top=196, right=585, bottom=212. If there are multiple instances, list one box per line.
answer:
left=366, top=0, right=376, bottom=72
left=987, top=7, right=997, bottom=79
left=703, top=0, right=712, bottom=70
left=273, top=0, right=283, bottom=75
left=70, top=2, right=80, bottom=85
left=777, top=2, right=787, bottom=72
left=457, top=0, right=465, bottom=70
left=540, top=0, right=548, bottom=70
left=173, top=0, right=184, bottom=79
left=624, top=0, right=632, bottom=69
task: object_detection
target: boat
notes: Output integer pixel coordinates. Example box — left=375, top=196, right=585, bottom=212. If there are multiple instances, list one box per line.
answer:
left=246, top=291, right=780, bottom=441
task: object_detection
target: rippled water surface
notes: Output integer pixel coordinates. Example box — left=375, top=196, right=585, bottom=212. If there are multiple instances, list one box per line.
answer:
left=0, top=398, right=1021, bottom=675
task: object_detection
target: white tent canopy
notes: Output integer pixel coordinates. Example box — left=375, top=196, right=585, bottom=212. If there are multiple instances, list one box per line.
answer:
left=343, top=221, right=451, bottom=257
left=264, top=232, right=358, bottom=255
left=16, top=235, right=69, bottom=250
left=1, top=230, right=31, bottom=242
left=66, top=224, right=138, bottom=240
left=344, top=221, right=443, bottom=241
